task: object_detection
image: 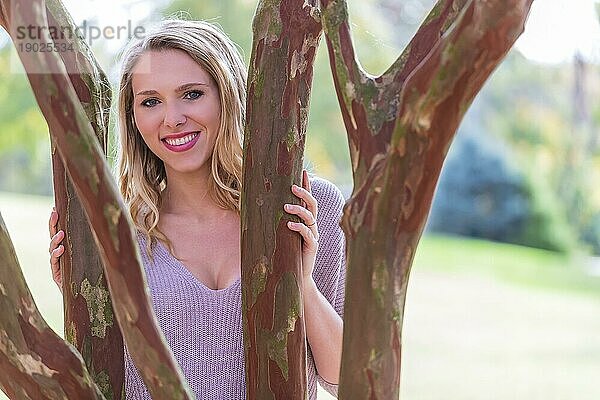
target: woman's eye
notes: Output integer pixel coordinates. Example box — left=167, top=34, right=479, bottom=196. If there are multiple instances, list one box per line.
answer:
left=184, top=90, right=204, bottom=100
left=141, top=98, right=159, bottom=107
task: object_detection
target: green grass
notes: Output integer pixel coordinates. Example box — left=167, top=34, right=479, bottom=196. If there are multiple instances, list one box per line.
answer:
left=1, top=191, right=599, bottom=399
left=0, top=191, right=63, bottom=332
left=414, top=233, right=600, bottom=297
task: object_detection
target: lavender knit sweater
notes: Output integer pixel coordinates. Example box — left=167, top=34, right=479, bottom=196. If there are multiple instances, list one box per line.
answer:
left=124, top=177, right=346, bottom=399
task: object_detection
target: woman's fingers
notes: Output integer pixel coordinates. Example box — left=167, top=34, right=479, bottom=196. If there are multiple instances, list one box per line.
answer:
left=291, top=185, right=318, bottom=224
left=286, top=173, right=320, bottom=242
left=50, top=245, right=64, bottom=291
left=49, top=207, right=58, bottom=237
left=285, top=170, right=320, bottom=245
left=302, top=169, right=311, bottom=193
left=301, top=170, right=309, bottom=209
left=284, top=203, right=319, bottom=241
left=49, top=208, right=64, bottom=293
left=49, top=230, right=65, bottom=253
left=50, top=245, right=64, bottom=272
left=286, top=221, right=318, bottom=250
left=284, top=204, right=313, bottom=223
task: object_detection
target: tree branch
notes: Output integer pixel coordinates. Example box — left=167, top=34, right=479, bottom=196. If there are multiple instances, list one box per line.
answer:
left=321, top=0, right=468, bottom=181
left=42, top=1, right=123, bottom=398
left=0, top=213, right=105, bottom=400
left=320, top=0, right=369, bottom=176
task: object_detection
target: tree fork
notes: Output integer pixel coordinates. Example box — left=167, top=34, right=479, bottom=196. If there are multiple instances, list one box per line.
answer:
left=321, top=0, right=534, bottom=398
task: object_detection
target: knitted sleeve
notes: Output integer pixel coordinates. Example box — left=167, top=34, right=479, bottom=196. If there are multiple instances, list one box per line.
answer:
left=309, top=176, right=346, bottom=398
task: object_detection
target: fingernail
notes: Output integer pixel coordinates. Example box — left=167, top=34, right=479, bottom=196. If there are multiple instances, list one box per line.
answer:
left=284, top=204, right=291, bottom=210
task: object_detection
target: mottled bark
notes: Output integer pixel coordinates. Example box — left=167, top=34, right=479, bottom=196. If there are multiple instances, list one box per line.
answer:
left=0, top=213, right=105, bottom=399
left=42, top=1, right=124, bottom=398
left=241, top=0, right=321, bottom=398
left=320, top=0, right=533, bottom=398
left=0, top=1, right=194, bottom=398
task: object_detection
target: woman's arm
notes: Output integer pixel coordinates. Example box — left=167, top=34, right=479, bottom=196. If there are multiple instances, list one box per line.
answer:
left=285, top=173, right=346, bottom=386
left=303, top=276, right=343, bottom=384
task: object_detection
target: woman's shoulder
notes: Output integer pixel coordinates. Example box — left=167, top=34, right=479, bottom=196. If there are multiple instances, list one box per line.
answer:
left=133, top=229, right=160, bottom=263
left=134, top=229, right=146, bottom=245
left=308, top=175, right=346, bottom=212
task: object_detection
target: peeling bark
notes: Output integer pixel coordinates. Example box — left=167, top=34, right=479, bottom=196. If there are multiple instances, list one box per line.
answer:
left=42, top=1, right=124, bottom=398
left=0, top=1, right=194, bottom=398
left=0, top=213, right=105, bottom=400
left=321, top=0, right=534, bottom=398
left=241, top=0, right=322, bottom=398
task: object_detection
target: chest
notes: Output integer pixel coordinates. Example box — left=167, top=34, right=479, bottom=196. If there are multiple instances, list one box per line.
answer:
left=159, top=213, right=241, bottom=290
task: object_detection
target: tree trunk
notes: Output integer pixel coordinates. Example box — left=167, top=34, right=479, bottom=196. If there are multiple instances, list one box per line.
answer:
left=0, top=1, right=194, bottom=398
left=320, top=0, right=533, bottom=398
left=0, top=213, right=106, bottom=399
left=44, top=1, right=124, bottom=398
left=241, top=1, right=321, bottom=398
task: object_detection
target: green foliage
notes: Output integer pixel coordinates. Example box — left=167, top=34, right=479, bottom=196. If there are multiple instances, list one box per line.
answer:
left=480, top=51, right=600, bottom=254
left=162, top=0, right=256, bottom=63
left=0, top=47, right=52, bottom=195
left=516, top=167, right=580, bottom=253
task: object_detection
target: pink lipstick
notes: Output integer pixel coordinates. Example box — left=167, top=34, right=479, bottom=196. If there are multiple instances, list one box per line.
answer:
left=161, top=132, right=200, bottom=152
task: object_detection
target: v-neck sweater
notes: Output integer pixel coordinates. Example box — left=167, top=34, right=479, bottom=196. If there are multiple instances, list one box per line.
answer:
left=124, top=177, right=346, bottom=399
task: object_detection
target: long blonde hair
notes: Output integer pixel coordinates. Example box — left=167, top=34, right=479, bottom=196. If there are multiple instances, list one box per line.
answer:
left=117, top=19, right=247, bottom=257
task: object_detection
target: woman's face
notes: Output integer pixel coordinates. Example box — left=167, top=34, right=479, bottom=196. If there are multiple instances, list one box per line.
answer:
left=131, top=49, right=221, bottom=176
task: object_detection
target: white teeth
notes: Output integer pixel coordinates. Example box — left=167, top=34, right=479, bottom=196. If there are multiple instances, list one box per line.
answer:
left=164, top=133, right=198, bottom=146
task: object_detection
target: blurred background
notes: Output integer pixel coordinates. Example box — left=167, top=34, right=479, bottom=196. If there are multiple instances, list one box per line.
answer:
left=1, top=0, right=600, bottom=398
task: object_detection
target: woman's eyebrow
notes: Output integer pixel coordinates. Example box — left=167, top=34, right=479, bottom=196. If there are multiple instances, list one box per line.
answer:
left=177, top=82, right=209, bottom=91
left=135, top=82, right=209, bottom=97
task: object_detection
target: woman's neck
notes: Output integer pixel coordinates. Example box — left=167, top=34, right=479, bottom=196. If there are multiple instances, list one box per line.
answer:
left=160, top=167, right=225, bottom=221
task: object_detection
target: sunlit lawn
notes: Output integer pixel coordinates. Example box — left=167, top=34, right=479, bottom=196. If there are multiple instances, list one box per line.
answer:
left=1, top=191, right=599, bottom=399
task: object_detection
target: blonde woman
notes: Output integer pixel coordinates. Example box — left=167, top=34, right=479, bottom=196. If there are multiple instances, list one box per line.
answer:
left=48, top=19, right=345, bottom=399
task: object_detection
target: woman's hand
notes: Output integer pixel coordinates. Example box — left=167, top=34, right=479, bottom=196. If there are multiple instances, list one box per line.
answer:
left=49, top=206, right=65, bottom=293
left=284, top=169, right=319, bottom=282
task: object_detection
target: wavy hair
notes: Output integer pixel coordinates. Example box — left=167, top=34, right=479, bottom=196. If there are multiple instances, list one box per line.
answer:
left=117, top=19, right=246, bottom=258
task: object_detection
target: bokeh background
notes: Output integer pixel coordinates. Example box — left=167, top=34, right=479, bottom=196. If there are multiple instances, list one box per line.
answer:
left=1, top=0, right=600, bottom=398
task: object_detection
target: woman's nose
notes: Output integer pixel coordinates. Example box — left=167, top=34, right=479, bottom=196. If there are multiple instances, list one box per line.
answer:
left=163, top=104, right=187, bottom=129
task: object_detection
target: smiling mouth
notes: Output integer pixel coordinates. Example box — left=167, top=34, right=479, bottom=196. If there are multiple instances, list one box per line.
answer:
left=161, top=132, right=201, bottom=153
left=162, top=132, right=199, bottom=146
